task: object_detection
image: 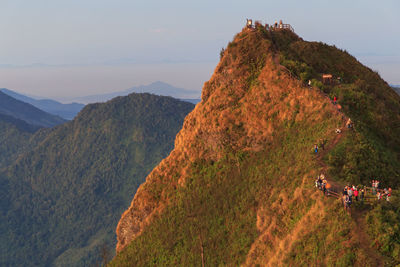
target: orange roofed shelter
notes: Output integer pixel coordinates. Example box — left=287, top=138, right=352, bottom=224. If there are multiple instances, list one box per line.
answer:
left=322, top=74, right=333, bottom=84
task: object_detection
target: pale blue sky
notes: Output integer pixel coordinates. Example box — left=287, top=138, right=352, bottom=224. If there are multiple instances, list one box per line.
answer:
left=0, top=0, right=399, bottom=100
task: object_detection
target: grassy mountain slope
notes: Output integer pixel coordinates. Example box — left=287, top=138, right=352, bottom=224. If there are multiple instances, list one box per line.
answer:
left=0, top=91, right=66, bottom=127
left=111, top=26, right=400, bottom=266
left=0, top=93, right=194, bottom=266
left=0, top=88, right=84, bottom=120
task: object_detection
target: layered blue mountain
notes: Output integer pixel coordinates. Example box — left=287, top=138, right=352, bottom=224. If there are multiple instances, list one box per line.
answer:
left=1, top=88, right=84, bottom=120
left=0, top=91, right=66, bottom=127
left=67, top=81, right=201, bottom=104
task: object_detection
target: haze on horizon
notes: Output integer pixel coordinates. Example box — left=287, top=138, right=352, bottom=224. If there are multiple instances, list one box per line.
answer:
left=0, top=0, right=399, bottom=101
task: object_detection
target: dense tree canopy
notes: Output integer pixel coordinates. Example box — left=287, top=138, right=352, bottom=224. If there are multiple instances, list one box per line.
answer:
left=0, top=93, right=194, bottom=266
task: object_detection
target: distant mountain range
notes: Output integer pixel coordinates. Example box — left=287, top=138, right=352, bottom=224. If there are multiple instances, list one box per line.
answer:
left=64, top=81, right=201, bottom=104
left=1, top=82, right=201, bottom=111
left=0, top=88, right=84, bottom=120
left=0, top=91, right=66, bottom=127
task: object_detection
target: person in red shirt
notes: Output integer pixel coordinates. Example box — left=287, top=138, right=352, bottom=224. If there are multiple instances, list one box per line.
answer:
left=333, top=96, right=337, bottom=105
left=354, top=188, right=359, bottom=201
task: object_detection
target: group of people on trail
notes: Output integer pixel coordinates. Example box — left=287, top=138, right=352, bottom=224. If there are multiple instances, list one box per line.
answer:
left=371, top=180, right=392, bottom=201
left=334, top=118, right=352, bottom=134
left=342, top=185, right=364, bottom=211
left=315, top=174, right=329, bottom=196
left=380, top=188, right=392, bottom=201
left=314, top=144, right=318, bottom=154
left=371, top=180, right=380, bottom=194
left=314, top=139, right=326, bottom=154
left=313, top=175, right=395, bottom=214
left=341, top=181, right=393, bottom=211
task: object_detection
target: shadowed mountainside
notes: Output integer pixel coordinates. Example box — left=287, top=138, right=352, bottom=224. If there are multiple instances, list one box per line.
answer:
left=0, top=93, right=194, bottom=267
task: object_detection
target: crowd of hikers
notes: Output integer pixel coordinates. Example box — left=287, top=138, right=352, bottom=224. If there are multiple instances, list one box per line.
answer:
left=315, top=176, right=393, bottom=212
left=342, top=181, right=392, bottom=211
left=310, top=91, right=394, bottom=213
left=314, top=139, right=326, bottom=154
left=342, top=185, right=363, bottom=212
left=371, top=180, right=392, bottom=201
left=315, top=174, right=329, bottom=196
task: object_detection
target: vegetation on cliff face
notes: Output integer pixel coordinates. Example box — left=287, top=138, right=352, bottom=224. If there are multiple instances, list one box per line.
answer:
left=0, top=93, right=194, bottom=267
left=112, top=26, right=400, bottom=266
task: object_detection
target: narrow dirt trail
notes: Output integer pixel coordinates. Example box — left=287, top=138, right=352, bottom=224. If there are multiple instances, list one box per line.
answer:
left=315, top=123, right=348, bottom=192
left=312, top=101, right=385, bottom=266
left=352, top=209, right=385, bottom=266
left=312, top=109, right=384, bottom=266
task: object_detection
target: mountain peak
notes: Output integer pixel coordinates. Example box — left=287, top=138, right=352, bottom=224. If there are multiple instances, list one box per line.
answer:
left=149, top=81, right=170, bottom=86
left=112, top=25, right=400, bottom=265
left=114, top=26, right=343, bottom=254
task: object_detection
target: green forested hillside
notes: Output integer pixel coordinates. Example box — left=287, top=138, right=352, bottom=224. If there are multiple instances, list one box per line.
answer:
left=111, top=26, right=400, bottom=266
left=0, top=114, right=43, bottom=169
left=0, top=93, right=193, bottom=266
